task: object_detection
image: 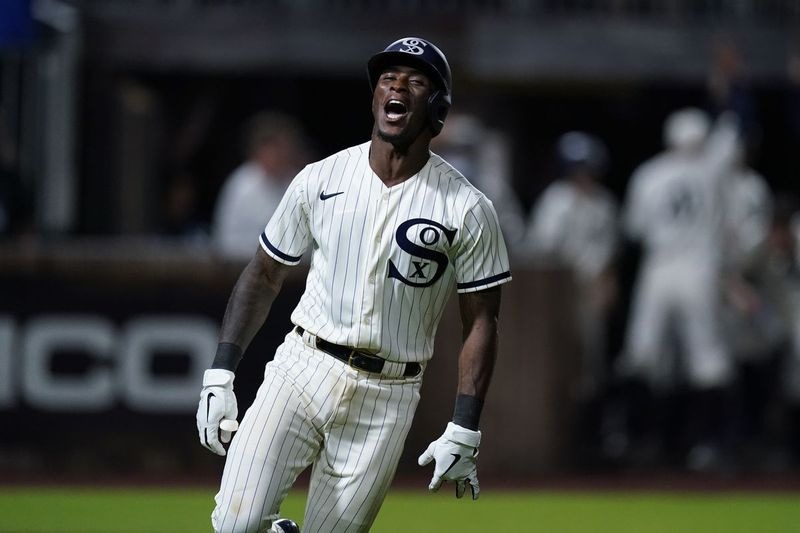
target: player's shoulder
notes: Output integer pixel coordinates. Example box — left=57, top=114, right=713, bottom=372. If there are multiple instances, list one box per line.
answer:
left=534, top=180, right=584, bottom=214
left=426, top=152, right=501, bottom=230
left=295, top=141, right=370, bottom=194
left=224, top=161, right=260, bottom=185
left=740, top=167, right=768, bottom=186
left=216, top=162, right=261, bottom=199
left=427, top=151, right=486, bottom=203
left=635, top=152, right=673, bottom=175
left=540, top=179, right=574, bottom=199
left=628, top=153, right=679, bottom=190
left=733, top=167, right=771, bottom=197
left=305, top=141, right=368, bottom=171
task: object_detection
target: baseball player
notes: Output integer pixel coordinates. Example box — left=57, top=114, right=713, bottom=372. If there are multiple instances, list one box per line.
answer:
left=720, top=153, right=775, bottom=364
left=525, top=131, right=619, bottom=397
left=211, top=111, right=307, bottom=261
left=617, top=108, right=740, bottom=468
left=196, top=37, right=511, bottom=533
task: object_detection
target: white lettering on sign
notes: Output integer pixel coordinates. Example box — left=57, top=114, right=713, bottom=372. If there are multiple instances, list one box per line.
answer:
left=22, top=316, right=116, bottom=411
left=120, top=317, right=215, bottom=412
left=0, top=314, right=217, bottom=413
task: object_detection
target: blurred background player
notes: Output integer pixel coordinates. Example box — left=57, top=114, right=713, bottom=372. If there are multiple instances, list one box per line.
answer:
left=431, top=112, right=526, bottom=256
left=524, top=131, right=620, bottom=454
left=211, top=111, right=308, bottom=260
left=718, top=142, right=782, bottom=464
left=615, top=108, right=740, bottom=470
left=778, top=200, right=800, bottom=466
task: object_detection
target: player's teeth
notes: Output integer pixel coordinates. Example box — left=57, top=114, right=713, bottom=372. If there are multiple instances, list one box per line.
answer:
left=386, top=100, right=407, bottom=113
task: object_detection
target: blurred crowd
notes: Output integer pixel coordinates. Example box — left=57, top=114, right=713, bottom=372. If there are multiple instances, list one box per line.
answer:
left=3, top=33, right=800, bottom=475
left=512, top=38, right=800, bottom=474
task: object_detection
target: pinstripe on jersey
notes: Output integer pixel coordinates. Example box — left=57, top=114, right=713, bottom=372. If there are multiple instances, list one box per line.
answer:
left=259, top=140, right=511, bottom=363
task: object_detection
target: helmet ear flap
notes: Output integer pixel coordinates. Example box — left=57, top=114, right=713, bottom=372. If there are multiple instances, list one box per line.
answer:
left=428, top=90, right=451, bottom=136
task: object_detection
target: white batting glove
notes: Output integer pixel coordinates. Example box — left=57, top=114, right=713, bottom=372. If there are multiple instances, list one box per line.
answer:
left=418, top=421, right=481, bottom=500
left=196, top=369, right=239, bottom=456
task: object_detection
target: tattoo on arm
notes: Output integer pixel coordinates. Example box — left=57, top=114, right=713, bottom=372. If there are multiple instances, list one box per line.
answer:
left=217, top=250, right=292, bottom=367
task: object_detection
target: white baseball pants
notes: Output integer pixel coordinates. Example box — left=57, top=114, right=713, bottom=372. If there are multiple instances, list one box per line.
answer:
left=621, top=257, right=733, bottom=389
left=211, top=330, right=423, bottom=533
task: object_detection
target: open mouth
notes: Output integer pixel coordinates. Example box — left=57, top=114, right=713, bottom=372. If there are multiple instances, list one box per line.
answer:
left=384, top=99, right=408, bottom=122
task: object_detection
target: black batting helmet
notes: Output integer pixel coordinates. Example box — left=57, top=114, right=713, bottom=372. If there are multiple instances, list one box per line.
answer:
left=367, top=37, right=452, bottom=136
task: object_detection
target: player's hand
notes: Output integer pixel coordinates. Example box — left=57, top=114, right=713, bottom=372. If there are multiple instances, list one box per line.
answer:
left=196, top=369, right=239, bottom=456
left=417, top=421, right=481, bottom=500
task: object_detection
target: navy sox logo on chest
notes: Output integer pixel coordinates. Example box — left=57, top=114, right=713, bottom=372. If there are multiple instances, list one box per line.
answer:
left=388, top=218, right=457, bottom=287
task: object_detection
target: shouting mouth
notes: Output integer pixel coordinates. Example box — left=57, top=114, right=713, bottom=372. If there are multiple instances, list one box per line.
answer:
left=384, top=99, right=408, bottom=123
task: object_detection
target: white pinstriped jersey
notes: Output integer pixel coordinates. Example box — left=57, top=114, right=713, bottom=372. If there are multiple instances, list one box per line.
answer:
left=259, top=141, right=511, bottom=363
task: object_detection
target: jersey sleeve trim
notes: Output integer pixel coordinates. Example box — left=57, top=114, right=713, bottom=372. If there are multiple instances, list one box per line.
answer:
left=259, top=231, right=303, bottom=265
left=456, top=271, right=512, bottom=292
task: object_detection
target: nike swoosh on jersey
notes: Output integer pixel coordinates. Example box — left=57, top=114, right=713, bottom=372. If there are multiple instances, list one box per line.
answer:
left=320, top=190, right=344, bottom=201
left=443, top=453, right=462, bottom=476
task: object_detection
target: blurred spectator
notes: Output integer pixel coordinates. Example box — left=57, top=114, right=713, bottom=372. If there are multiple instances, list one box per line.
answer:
left=722, top=151, right=772, bottom=274
left=525, top=131, right=620, bottom=405
left=730, top=193, right=800, bottom=467
left=615, top=108, right=741, bottom=470
left=720, top=146, right=776, bottom=367
left=431, top=112, right=526, bottom=256
left=211, top=111, right=308, bottom=260
left=719, top=150, right=782, bottom=464
left=781, top=203, right=800, bottom=465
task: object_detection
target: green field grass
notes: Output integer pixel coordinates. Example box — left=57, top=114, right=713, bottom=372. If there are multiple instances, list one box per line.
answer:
left=0, top=486, right=798, bottom=532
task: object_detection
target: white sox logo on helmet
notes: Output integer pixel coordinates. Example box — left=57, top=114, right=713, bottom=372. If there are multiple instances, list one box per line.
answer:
left=399, top=38, right=427, bottom=55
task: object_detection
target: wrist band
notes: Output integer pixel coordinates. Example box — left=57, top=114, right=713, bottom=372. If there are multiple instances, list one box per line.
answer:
left=211, top=342, right=243, bottom=372
left=452, top=393, right=484, bottom=431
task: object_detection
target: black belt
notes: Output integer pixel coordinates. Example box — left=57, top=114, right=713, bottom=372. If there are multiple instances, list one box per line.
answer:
left=295, top=326, right=421, bottom=377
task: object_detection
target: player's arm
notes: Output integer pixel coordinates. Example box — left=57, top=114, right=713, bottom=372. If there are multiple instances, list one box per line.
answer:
left=196, top=248, right=292, bottom=456
left=454, top=286, right=501, bottom=422
left=217, top=248, right=292, bottom=357
left=418, top=286, right=501, bottom=500
left=702, top=111, right=741, bottom=178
